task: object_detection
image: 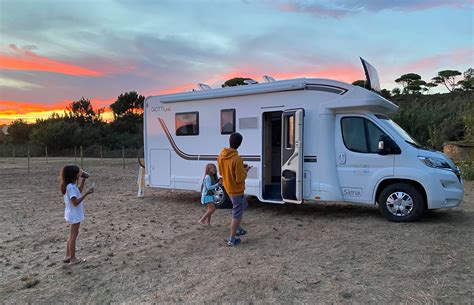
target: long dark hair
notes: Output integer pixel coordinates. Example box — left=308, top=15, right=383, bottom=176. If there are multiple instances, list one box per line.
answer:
left=60, top=165, right=80, bottom=195
left=204, top=163, right=218, bottom=182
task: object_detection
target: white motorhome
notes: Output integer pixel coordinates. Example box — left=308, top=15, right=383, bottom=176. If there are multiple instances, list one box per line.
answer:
left=144, top=59, right=464, bottom=222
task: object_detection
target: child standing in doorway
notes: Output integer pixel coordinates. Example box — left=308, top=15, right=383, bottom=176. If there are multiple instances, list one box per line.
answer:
left=198, top=163, right=221, bottom=226
left=60, top=165, right=94, bottom=265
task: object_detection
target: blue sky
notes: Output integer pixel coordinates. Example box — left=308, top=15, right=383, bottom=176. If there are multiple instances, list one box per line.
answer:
left=0, top=0, right=473, bottom=123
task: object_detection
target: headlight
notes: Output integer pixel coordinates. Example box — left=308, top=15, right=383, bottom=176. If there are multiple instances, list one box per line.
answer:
left=418, top=156, right=451, bottom=169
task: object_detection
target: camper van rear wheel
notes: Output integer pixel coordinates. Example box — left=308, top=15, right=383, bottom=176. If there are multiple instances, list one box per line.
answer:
left=378, top=183, right=425, bottom=222
left=213, top=185, right=232, bottom=209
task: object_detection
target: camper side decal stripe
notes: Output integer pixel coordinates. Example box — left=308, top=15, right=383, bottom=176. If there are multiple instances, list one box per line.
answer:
left=158, top=118, right=261, bottom=162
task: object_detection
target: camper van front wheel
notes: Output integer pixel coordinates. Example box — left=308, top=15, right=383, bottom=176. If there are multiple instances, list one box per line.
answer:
left=378, top=183, right=425, bottom=222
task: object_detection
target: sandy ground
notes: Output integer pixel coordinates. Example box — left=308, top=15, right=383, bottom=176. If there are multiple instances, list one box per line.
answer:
left=0, top=158, right=473, bottom=304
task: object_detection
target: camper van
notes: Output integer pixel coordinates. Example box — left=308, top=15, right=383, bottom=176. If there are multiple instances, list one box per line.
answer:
left=143, top=58, right=464, bottom=222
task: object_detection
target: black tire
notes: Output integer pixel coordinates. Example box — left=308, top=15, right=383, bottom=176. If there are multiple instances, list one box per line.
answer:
left=200, top=184, right=232, bottom=209
left=378, top=183, right=425, bottom=222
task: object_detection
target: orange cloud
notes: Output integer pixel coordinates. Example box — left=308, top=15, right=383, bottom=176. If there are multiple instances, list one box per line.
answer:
left=0, top=45, right=103, bottom=77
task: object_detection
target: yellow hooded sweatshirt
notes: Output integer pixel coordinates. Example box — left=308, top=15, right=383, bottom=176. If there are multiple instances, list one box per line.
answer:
left=218, top=147, right=247, bottom=197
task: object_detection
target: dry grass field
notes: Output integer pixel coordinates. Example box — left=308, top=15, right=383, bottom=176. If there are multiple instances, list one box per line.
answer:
left=1, top=158, right=473, bottom=304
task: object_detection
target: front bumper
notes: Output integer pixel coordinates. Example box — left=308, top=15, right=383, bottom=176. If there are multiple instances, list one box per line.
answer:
left=425, top=170, right=464, bottom=209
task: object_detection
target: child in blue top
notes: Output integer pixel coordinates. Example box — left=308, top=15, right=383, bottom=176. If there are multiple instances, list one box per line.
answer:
left=198, top=163, right=221, bottom=226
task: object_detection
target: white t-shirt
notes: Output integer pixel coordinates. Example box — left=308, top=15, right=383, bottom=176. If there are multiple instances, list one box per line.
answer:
left=64, top=183, right=84, bottom=224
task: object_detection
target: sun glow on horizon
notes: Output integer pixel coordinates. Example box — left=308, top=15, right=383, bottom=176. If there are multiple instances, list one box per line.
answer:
left=0, top=99, right=115, bottom=125
left=0, top=109, right=115, bottom=125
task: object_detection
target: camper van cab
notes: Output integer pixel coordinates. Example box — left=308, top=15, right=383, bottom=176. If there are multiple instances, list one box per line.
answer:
left=143, top=59, right=464, bottom=222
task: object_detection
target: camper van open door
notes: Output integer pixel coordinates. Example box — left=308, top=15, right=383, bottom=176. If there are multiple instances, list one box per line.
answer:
left=281, top=109, right=304, bottom=204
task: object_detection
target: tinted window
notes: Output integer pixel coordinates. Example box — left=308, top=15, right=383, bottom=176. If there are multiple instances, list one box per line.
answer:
left=341, top=117, right=386, bottom=153
left=341, top=117, right=367, bottom=153
left=220, top=109, right=235, bottom=134
left=176, top=112, right=199, bottom=136
left=367, top=120, right=385, bottom=153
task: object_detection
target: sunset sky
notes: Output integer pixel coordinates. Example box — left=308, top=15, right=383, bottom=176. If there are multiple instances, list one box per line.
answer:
left=0, top=0, right=473, bottom=124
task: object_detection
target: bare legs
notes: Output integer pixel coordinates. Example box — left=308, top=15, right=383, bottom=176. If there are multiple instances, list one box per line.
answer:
left=66, top=223, right=80, bottom=265
left=199, top=203, right=216, bottom=225
left=230, top=218, right=241, bottom=237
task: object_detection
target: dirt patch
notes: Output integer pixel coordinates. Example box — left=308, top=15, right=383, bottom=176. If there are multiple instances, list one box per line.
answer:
left=1, top=158, right=473, bottom=303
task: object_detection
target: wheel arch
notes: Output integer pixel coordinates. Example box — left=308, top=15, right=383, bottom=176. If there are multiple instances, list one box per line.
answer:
left=374, top=178, right=428, bottom=209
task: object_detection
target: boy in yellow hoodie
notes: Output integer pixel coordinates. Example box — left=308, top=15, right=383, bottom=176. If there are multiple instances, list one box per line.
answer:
left=218, top=132, right=251, bottom=246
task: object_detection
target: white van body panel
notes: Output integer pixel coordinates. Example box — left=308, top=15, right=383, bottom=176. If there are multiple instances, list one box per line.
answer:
left=335, top=113, right=395, bottom=204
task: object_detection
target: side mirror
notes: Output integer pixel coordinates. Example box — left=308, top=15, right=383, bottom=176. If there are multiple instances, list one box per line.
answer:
left=378, top=135, right=401, bottom=155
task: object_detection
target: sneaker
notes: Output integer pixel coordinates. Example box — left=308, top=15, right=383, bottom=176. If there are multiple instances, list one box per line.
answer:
left=236, top=227, right=247, bottom=236
left=227, top=236, right=241, bottom=247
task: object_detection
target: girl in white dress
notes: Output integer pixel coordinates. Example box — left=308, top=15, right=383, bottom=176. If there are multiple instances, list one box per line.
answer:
left=60, top=165, right=94, bottom=265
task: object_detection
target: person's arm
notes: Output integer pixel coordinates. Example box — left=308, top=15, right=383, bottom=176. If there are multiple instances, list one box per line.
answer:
left=70, top=191, right=92, bottom=207
left=78, top=177, right=86, bottom=193
left=203, top=175, right=218, bottom=191
left=208, top=176, right=221, bottom=190
left=69, top=185, right=93, bottom=207
left=234, top=158, right=248, bottom=184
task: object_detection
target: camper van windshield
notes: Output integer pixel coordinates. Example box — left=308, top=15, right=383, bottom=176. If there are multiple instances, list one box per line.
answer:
left=376, top=115, right=421, bottom=147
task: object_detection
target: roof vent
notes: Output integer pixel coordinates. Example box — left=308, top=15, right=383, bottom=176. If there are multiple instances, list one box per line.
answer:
left=262, top=75, right=276, bottom=83
left=197, top=83, right=212, bottom=90
left=243, top=79, right=258, bottom=85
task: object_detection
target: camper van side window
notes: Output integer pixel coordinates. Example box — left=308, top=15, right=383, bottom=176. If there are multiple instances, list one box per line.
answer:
left=341, top=117, right=387, bottom=153
left=220, top=109, right=235, bottom=134
left=175, top=112, right=199, bottom=136
left=341, top=117, right=368, bottom=153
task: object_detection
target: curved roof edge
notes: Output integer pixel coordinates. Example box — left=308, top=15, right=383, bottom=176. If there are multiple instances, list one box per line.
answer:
left=155, top=78, right=352, bottom=103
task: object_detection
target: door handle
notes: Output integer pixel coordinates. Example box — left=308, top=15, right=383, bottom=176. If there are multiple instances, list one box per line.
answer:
left=287, top=152, right=299, bottom=165
left=338, top=153, right=346, bottom=165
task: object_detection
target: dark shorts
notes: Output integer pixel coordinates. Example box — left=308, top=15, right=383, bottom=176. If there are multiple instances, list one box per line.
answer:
left=231, top=195, right=248, bottom=220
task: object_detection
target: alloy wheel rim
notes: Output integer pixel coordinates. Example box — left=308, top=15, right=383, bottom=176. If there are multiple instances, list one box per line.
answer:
left=386, top=191, right=414, bottom=217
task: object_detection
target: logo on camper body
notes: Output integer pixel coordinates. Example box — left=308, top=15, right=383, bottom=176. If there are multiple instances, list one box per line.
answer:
left=151, top=106, right=171, bottom=112
left=341, top=187, right=362, bottom=197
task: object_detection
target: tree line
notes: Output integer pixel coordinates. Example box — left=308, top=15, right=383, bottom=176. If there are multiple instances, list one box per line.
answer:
left=353, top=68, right=473, bottom=96
left=1, top=67, right=472, bottom=154
left=0, top=92, right=145, bottom=154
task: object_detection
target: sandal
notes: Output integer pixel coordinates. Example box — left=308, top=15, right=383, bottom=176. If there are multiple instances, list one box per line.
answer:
left=236, top=227, right=247, bottom=236
left=227, top=236, right=241, bottom=247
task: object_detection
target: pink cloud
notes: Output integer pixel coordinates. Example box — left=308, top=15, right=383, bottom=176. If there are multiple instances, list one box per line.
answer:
left=214, top=62, right=363, bottom=84
left=404, top=48, right=474, bottom=72
left=150, top=62, right=364, bottom=95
